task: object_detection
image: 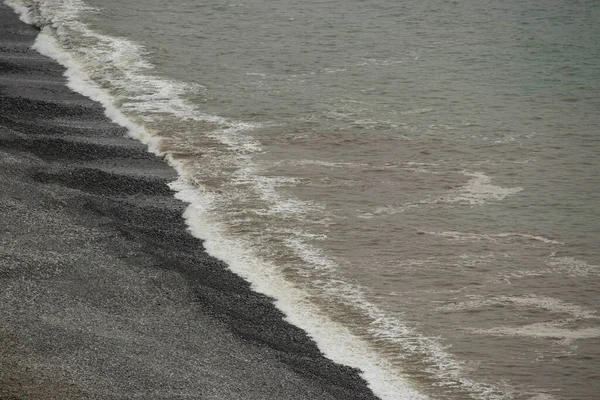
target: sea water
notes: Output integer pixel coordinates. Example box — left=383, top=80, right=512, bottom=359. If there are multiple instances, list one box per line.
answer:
left=7, top=0, right=600, bottom=399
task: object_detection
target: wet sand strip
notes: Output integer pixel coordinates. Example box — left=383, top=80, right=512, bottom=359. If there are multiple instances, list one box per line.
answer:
left=0, top=5, right=378, bottom=399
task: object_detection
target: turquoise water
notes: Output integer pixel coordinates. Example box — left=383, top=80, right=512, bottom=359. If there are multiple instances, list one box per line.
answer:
left=11, top=0, right=600, bottom=398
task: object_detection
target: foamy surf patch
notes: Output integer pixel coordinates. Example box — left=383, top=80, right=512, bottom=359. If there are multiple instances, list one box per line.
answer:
left=3, top=0, right=31, bottom=23
left=358, top=205, right=409, bottom=218
left=438, top=295, right=598, bottom=320
left=272, top=159, right=370, bottom=168
left=438, top=171, right=523, bottom=205
left=266, top=248, right=512, bottom=399
left=528, top=394, right=560, bottom=400
left=466, top=321, right=600, bottom=345
left=8, top=0, right=263, bottom=175
left=173, top=174, right=512, bottom=399
left=498, top=256, right=600, bottom=283
left=546, top=256, right=600, bottom=277
left=383, top=170, right=523, bottom=214
left=229, top=163, right=322, bottom=218
left=169, top=178, right=428, bottom=400
left=423, top=231, right=563, bottom=246
left=27, top=31, right=162, bottom=155
left=207, top=124, right=262, bottom=154
left=6, top=0, right=247, bottom=130
left=5, top=0, right=99, bottom=30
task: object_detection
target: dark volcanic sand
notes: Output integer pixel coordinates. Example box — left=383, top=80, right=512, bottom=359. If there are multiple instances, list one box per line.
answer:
left=0, top=5, right=378, bottom=399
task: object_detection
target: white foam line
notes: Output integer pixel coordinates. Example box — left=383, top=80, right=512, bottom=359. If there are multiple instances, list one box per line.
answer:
left=170, top=179, right=427, bottom=400
left=388, top=171, right=522, bottom=212
left=272, top=241, right=509, bottom=399
left=273, top=159, right=370, bottom=168
left=528, top=395, right=560, bottom=400
left=4, top=0, right=30, bottom=23
left=29, top=32, right=162, bottom=155
left=424, top=231, right=564, bottom=246
left=467, top=322, right=600, bottom=345
left=493, top=233, right=563, bottom=245
left=438, top=295, right=598, bottom=320
left=5, top=2, right=427, bottom=398
left=503, top=257, right=600, bottom=282
left=440, top=171, right=523, bottom=205
left=545, top=257, right=600, bottom=277
left=10, top=0, right=258, bottom=133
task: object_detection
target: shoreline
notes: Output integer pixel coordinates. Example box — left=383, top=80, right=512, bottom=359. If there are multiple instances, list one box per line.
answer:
left=0, top=4, right=379, bottom=399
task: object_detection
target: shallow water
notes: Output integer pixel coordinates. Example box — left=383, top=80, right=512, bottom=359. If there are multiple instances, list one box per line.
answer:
left=9, top=0, right=600, bottom=398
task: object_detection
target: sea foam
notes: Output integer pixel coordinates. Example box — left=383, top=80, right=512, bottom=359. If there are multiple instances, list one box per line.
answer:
left=438, top=171, right=523, bottom=206
left=4, top=1, right=429, bottom=398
